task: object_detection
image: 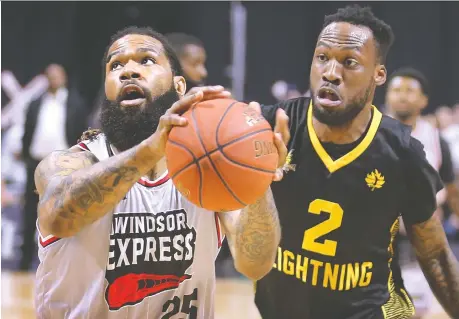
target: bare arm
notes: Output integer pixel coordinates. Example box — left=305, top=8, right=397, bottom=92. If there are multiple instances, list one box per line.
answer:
left=407, top=215, right=459, bottom=317
left=218, top=188, right=281, bottom=280
left=36, top=142, right=161, bottom=238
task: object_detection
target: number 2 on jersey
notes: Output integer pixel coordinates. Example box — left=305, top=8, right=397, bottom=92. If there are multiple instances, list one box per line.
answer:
left=302, top=199, right=344, bottom=256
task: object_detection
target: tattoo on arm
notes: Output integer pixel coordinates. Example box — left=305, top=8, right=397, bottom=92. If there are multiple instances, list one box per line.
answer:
left=221, top=188, right=281, bottom=269
left=36, top=144, right=157, bottom=237
left=407, top=215, right=459, bottom=317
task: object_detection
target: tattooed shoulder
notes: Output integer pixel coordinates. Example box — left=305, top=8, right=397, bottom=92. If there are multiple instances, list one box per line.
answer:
left=35, top=149, right=97, bottom=195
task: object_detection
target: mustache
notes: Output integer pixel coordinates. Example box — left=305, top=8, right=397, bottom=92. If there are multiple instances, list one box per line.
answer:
left=320, top=82, right=340, bottom=92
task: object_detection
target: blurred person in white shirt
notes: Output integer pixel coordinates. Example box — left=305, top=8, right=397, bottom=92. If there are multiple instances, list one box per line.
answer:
left=436, top=105, right=459, bottom=176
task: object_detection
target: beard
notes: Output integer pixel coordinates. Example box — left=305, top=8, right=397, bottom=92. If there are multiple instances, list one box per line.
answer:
left=311, top=82, right=373, bottom=127
left=393, top=109, right=415, bottom=122
left=100, top=84, right=180, bottom=152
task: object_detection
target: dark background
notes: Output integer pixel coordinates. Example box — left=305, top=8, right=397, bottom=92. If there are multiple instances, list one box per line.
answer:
left=2, top=1, right=458, bottom=113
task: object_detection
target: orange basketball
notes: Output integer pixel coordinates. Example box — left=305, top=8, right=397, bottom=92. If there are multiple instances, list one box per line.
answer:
left=165, top=98, right=278, bottom=212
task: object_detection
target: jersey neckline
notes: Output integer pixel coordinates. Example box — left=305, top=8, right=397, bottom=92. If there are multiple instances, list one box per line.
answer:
left=307, top=100, right=382, bottom=173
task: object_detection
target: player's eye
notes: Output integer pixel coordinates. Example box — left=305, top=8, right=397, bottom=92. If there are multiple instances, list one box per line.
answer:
left=344, top=58, right=358, bottom=68
left=110, top=62, right=122, bottom=71
left=141, top=57, right=156, bottom=65
left=317, top=54, right=328, bottom=62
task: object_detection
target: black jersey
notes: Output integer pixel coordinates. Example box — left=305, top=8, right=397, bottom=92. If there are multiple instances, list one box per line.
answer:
left=255, top=97, right=443, bottom=319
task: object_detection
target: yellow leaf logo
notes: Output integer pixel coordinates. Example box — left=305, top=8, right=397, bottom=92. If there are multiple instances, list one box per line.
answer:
left=365, top=169, right=385, bottom=191
left=282, top=149, right=296, bottom=172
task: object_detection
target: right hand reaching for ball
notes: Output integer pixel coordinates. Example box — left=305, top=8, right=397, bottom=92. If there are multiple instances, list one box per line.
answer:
left=147, top=85, right=231, bottom=156
left=248, top=102, right=290, bottom=182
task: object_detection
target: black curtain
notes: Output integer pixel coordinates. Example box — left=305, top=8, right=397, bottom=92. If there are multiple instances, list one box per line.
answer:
left=2, top=1, right=458, bottom=113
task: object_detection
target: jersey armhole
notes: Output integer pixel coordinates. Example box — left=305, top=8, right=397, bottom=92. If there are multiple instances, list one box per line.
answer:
left=36, top=219, right=61, bottom=248
left=77, top=142, right=90, bottom=152
left=214, top=213, right=224, bottom=249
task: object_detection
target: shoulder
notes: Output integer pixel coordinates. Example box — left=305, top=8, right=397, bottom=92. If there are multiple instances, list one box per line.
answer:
left=35, top=147, right=98, bottom=193
left=377, top=114, right=414, bottom=154
left=261, top=97, right=311, bottom=129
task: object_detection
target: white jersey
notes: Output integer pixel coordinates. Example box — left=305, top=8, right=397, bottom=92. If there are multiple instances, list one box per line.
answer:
left=411, top=118, right=446, bottom=205
left=35, top=134, right=224, bottom=319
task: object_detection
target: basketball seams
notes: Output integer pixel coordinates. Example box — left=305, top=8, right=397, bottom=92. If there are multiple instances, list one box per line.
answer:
left=219, top=149, right=277, bottom=174
left=168, top=100, right=277, bottom=210
left=167, top=140, right=204, bottom=207
left=169, top=127, right=272, bottom=174
left=191, top=105, right=247, bottom=207
left=215, top=102, right=277, bottom=174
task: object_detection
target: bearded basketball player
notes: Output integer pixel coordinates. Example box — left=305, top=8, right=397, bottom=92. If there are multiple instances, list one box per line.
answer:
left=255, top=5, right=459, bottom=319
left=34, top=26, right=287, bottom=318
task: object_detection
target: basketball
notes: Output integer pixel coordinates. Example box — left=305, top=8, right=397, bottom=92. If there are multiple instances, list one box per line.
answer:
left=165, top=98, right=278, bottom=212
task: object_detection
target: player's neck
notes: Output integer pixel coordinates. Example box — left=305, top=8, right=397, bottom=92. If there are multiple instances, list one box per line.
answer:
left=312, top=106, right=372, bottom=144
left=399, top=115, right=419, bottom=130
left=146, top=157, right=167, bottom=181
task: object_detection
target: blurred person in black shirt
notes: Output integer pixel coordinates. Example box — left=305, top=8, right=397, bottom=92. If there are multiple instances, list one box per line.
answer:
left=165, top=33, right=208, bottom=91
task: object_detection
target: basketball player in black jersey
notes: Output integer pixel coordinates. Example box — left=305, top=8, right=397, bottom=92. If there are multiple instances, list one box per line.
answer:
left=255, top=5, right=459, bottom=319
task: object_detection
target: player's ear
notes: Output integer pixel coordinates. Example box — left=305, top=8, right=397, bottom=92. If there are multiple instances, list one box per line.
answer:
left=419, top=93, right=429, bottom=110
left=174, top=76, right=186, bottom=97
left=375, top=65, right=387, bottom=87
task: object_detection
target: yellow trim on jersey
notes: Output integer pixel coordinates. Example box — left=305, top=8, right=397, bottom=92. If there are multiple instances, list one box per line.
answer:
left=381, top=218, right=415, bottom=319
left=307, top=101, right=383, bottom=173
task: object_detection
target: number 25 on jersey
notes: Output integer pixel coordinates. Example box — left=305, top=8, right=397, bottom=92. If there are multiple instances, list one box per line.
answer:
left=302, top=199, right=344, bottom=257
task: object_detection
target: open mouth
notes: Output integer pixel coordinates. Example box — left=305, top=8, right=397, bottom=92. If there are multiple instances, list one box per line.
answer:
left=120, top=85, right=146, bottom=107
left=317, top=87, right=342, bottom=107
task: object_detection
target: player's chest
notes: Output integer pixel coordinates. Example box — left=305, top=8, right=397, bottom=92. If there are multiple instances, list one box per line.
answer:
left=271, top=148, right=405, bottom=246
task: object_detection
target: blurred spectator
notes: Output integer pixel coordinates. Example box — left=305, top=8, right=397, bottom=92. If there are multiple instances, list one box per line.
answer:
left=436, top=105, right=454, bottom=130
left=422, top=113, right=438, bottom=128
left=385, top=68, right=457, bottom=218
left=1, top=71, right=48, bottom=193
left=19, top=64, right=89, bottom=271
left=454, top=103, right=459, bottom=124
left=1, top=179, right=15, bottom=208
left=271, top=80, right=310, bottom=102
left=165, top=33, right=208, bottom=91
left=436, top=105, right=459, bottom=176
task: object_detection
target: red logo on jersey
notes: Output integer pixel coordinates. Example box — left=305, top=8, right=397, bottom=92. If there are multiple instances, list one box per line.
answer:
left=104, top=209, right=196, bottom=310
left=106, top=273, right=191, bottom=309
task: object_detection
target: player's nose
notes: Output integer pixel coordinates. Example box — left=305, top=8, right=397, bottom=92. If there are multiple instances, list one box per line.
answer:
left=119, top=61, right=142, bottom=81
left=322, top=61, right=342, bottom=86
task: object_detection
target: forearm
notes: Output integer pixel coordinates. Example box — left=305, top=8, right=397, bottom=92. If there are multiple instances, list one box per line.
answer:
left=417, top=248, right=459, bottom=317
left=408, top=216, right=459, bottom=317
left=232, top=188, right=281, bottom=279
left=39, top=141, right=160, bottom=236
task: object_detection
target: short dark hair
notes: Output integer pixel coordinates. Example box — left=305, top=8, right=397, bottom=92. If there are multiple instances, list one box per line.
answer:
left=388, top=67, right=430, bottom=96
left=165, top=33, right=204, bottom=57
left=323, top=5, right=394, bottom=63
left=103, top=26, right=183, bottom=77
